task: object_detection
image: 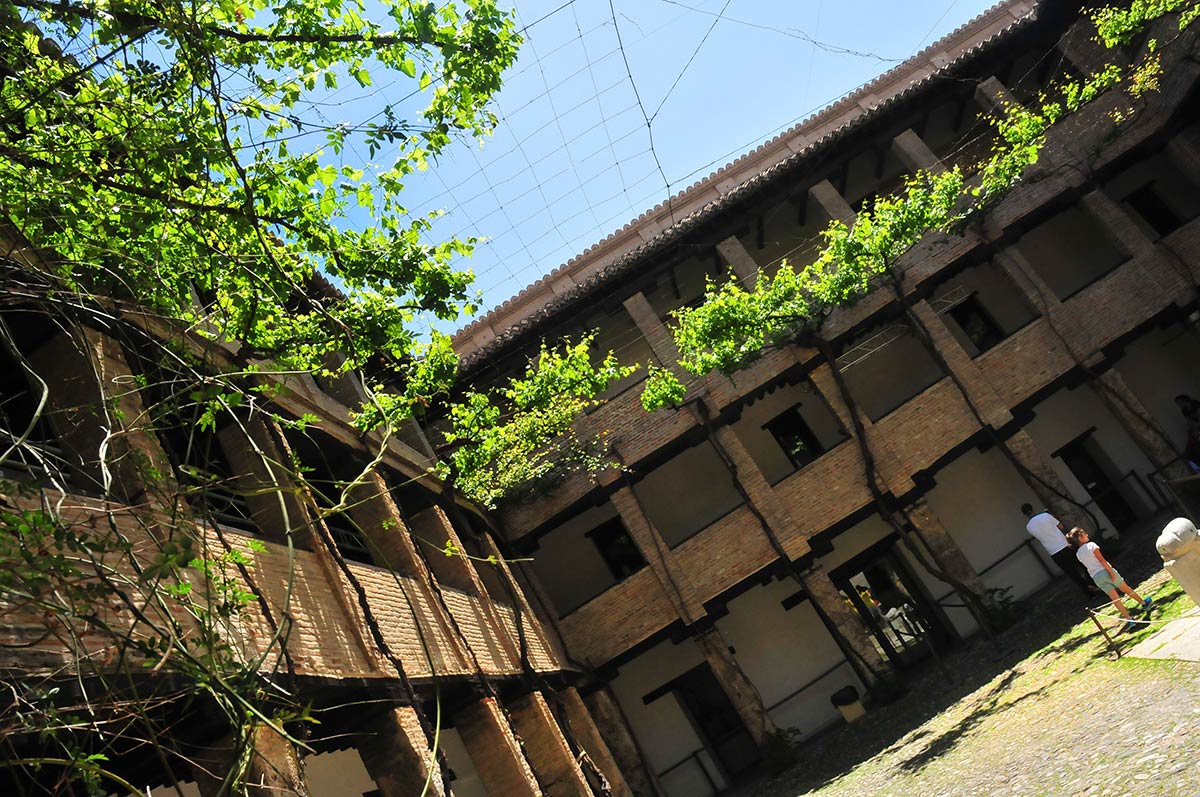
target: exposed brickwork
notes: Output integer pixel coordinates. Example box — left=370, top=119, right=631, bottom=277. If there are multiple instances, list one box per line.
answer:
left=558, top=687, right=634, bottom=797
left=802, top=564, right=889, bottom=681
left=508, top=691, right=594, bottom=797
left=456, top=697, right=542, bottom=797
left=583, top=687, right=664, bottom=797
left=357, top=707, right=447, bottom=797
left=694, top=627, right=777, bottom=745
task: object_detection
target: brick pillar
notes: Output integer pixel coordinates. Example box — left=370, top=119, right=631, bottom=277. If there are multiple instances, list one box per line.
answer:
left=996, top=248, right=1062, bottom=310
left=892, top=128, right=945, bottom=174
left=1096, top=369, right=1190, bottom=479
left=910, top=299, right=1013, bottom=428
left=357, top=706, right=446, bottom=797
left=715, top=235, right=761, bottom=288
left=194, top=725, right=310, bottom=797
left=456, top=697, right=542, bottom=797
left=800, top=564, right=889, bottom=682
left=1005, top=428, right=1090, bottom=531
left=904, top=498, right=991, bottom=603
left=1166, top=127, right=1200, bottom=186
left=217, top=415, right=314, bottom=547
left=809, top=179, right=856, bottom=226
left=974, top=76, right=1019, bottom=115
left=809, top=363, right=913, bottom=497
left=692, top=626, right=776, bottom=746
left=610, top=486, right=705, bottom=624
left=558, top=687, right=633, bottom=797
left=583, top=687, right=663, bottom=797
left=623, top=291, right=684, bottom=368
left=409, top=505, right=522, bottom=667
left=508, top=691, right=594, bottom=797
left=1080, top=189, right=1154, bottom=258
left=707, top=422, right=811, bottom=560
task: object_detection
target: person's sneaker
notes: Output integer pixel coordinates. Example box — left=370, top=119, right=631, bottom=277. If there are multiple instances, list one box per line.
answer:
left=1142, top=597, right=1154, bottom=613
left=1123, top=619, right=1141, bottom=634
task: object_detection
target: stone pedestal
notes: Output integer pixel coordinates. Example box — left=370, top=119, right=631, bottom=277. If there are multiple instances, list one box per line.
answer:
left=1157, top=518, right=1200, bottom=605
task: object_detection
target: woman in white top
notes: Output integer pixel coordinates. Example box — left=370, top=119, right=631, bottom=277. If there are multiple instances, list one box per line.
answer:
left=1066, top=527, right=1153, bottom=633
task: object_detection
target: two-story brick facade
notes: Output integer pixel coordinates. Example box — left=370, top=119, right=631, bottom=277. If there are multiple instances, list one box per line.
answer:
left=449, top=2, right=1200, bottom=794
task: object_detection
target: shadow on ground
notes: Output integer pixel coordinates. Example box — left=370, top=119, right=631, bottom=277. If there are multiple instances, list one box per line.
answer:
left=753, top=514, right=1177, bottom=796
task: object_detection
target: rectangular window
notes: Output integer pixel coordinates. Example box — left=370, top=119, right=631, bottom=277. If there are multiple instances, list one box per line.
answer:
left=946, top=293, right=1005, bottom=354
left=587, top=518, right=646, bottom=581
left=763, top=405, right=825, bottom=469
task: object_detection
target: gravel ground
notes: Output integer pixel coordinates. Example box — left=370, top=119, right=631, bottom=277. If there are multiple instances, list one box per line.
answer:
left=753, top=526, right=1200, bottom=797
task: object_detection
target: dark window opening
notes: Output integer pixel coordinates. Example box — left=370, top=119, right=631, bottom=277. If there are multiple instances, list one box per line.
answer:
left=158, top=418, right=259, bottom=534
left=286, top=429, right=374, bottom=565
left=586, top=518, right=646, bottom=581
left=946, top=293, right=1005, bottom=354
left=0, top=311, right=72, bottom=482
left=1123, top=182, right=1186, bottom=238
left=763, top=404, right=825, bottom=469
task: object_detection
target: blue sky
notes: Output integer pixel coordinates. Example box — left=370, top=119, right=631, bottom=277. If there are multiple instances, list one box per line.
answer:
left=394, top=0, right=1001, bottom=328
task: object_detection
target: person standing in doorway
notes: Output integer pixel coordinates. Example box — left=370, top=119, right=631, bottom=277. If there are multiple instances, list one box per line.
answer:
left=1021, top=503, right=1093, bottom=597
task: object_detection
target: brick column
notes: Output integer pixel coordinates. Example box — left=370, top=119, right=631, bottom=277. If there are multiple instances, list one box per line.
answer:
left=409, top=506, right=522, bottom=667
left=910, top=299, right=1013, bottom=428
left=456, top=697, right=542, bottom=797
left=904, top=498, right=991, bottom=603
left=610, top=486, right=706, bottom=624
left=1005, top=428, right=1090, bottom=530
left=27, top=328, right=175, bottom=502
left=217, top=414, right=314, bottom=547
left=996, top=248, right=1062, bottom=310
left=892, top=128, right=945, bottom=174
left=809, top=179, right=856, bottom=226
left=800, top=564, right=889, bottom=683
left=974, top=76, right=1019, bottom=115
left=194, top=725, right=310, bottom=797
left=809, top=363, right=913, bottom=497
left=1096, top=369, right=1190, bottom=479
left=1166, top=127, right=1200, bottom=185
left=558, top=687, right=634, bottom=797
left=508, top=692, right=594, bottom=797
left=1080, top=189, right=1154, bottom=258
left=692, top=626, right=776, bottom=746
left=357, top=706, right=446, bottom=797
left=707, top=422, right=811, bottom=560
left=715, top=235, right=761, bottom=288
left=623, top=291, right=684, bottom=368
left=583, top=687, right=664, bottom=797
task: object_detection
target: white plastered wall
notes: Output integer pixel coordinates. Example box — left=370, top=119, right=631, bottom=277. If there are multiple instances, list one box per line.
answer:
left=1024, top=382, right=1158, bottom=532
left=924, top=445, right=1059, bottom=626
left=441, top=727, right=488, bottom=797
left=730, top=380, right=848, bottom=484
left=713, top=577, right=859, bottom=737
left=305, top=748, right=377, bottom=797
left=528, top=502, right=622, bottom=616
left=1113, top=321, right=1200, bottom=453
left=608, top=638, right=724, bottom=797
left=633, top=442, right=744, bottom=547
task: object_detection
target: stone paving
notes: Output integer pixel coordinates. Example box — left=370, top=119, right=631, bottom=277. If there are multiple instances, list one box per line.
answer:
left=744, top=531, right=1200, bottom=797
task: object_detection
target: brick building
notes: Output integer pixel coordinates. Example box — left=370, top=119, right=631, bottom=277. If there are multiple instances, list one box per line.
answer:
left=447, top=1, right=1200, bottom=794
left=0, top=229, right=632, bottom=794
left=4, top=1, right=1200, bottom=796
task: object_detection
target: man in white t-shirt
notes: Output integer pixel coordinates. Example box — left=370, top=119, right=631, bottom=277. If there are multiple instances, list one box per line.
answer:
left=1021, top=503, right=1093, bottom=597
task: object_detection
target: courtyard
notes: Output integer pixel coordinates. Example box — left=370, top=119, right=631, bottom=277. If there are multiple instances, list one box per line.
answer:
left=755, top=523, right=1200, bottom=797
